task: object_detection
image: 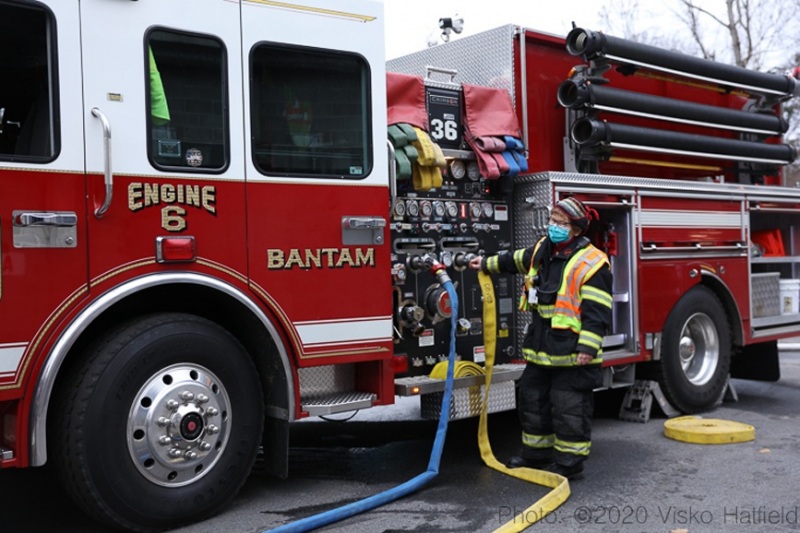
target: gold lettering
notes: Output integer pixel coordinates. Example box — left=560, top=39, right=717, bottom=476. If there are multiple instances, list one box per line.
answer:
left=267, top=250, right=285, bottom=269
left=177, top=185, right=184, bottom=204
left=321, top=248, right=338, bottom=267
left=355, top=248, right=375, bottom=267
left=202, top=186, right=216, bottom=214
left=305, top=248, right=321, bottom=268
left=161, top=184, right=176, bottom=203
left=129, top=182, right=144, bottom=211
left=265, top=248, right=376, bottom=269
left=285, top=249, right=305, bottom=269
left=335, top=248, right=354, bottom=268
left=161, top=206, right=187, bottom=231
left=185, top=185, right=201, bottom=208
left=144, top=183, right=159, bottom=207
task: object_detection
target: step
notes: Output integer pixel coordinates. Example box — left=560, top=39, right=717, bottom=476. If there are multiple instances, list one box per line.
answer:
left=301, top=391, right=376, bottom=416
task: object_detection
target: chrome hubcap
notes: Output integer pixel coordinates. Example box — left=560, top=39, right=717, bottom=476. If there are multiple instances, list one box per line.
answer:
left=678, top=313, right=719, bottom=386
left=127, top=363, right=230, bottom=487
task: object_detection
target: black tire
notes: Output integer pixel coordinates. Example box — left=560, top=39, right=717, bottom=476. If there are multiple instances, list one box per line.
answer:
left=656, top=286, right=731, bottom=414
left=52, top=313, right=264, bottom=532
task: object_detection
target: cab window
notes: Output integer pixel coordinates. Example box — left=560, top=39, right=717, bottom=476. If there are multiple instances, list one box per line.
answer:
left=250, top=44, right=371, bottom=179
left=146, top=29, right=228, bottom=172
left=0, top=1, right=59, bottom=162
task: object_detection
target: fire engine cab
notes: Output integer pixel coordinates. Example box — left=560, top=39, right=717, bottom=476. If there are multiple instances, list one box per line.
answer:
left=1, top=0, right=799, bottom=531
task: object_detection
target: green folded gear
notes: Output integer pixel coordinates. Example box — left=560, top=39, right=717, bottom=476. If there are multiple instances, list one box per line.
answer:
left=396, top=123, right=418, bottom=142
left=387, top=124, right=408, bottom=148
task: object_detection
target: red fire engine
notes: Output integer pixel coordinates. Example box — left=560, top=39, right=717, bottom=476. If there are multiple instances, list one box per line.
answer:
left=1, top=0, right=798, bottom=531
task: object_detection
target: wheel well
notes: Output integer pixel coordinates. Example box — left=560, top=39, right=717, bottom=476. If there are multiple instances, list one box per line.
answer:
left=49, top=282, right=291, bottom=469
left=700, top=274, right=742, bottom=349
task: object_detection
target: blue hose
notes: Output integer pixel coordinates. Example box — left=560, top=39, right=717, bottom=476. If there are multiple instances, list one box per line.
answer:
left=267, top=280, right=459, bottom=533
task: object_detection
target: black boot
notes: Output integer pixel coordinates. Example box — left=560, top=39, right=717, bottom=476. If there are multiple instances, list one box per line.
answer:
left=505, top=455, right=553, bottom=469
left=546, top=462, right=584, bottom=480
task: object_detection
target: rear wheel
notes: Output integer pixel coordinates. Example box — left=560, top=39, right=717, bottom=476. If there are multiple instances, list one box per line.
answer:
left=53, top=313, right=264, bottom=532
left=656, top=286, right=731, bottom=414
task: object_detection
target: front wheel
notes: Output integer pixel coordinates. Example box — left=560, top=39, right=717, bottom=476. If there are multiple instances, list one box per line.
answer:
left=53, top=313, right=264, bottom=532
left=656, top=285, right=731, bottom=414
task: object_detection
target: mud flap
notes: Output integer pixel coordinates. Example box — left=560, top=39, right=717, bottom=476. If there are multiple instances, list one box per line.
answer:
left=730, top=340, right=780, bottom=382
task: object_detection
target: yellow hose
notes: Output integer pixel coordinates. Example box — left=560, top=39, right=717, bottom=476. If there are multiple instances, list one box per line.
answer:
left=477, top=272, right=571, bottom=531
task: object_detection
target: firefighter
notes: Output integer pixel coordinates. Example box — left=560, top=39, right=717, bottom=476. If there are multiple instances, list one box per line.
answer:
left=469, top=197, right=613, bottom=479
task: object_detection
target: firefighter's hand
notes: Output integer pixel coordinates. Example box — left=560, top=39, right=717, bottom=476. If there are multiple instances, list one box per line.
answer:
left=468, top=257, right=482, bottom=270
left=576, top=352, right=593, bottom=366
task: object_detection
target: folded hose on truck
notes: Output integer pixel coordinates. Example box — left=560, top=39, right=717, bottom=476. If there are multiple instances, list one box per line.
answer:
left=265, top=271, right=459, bottom=533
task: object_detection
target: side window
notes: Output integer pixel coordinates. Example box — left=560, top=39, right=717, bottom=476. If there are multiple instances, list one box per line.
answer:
left=0, top=1, right=59, bottom=162
left=146, top=29, right=228, bottom=173
left=250, top=44, right=371, bottom=179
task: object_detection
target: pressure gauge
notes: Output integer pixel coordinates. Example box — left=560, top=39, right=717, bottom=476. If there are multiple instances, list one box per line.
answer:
left=393, top=200, right=406, bottom=218
left=470, top=202, right=482, bottom=219
left=482, top=202, right=494, bottom=218
left=467, top=161, right=481, bottom=181
left=405, top=199, right=419, bottom=217
left=433, top=201, right=446, bottom=218
left=449, top=159, right=466, bottom=180
left=439, top=251, right=454, bottom=268
left=420, top=200, right=433, bottom=218
left=445, top=201, right=459, bottom=219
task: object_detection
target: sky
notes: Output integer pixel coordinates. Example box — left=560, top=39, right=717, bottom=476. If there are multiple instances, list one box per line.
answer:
left=382, top=0, right=605, bottom=60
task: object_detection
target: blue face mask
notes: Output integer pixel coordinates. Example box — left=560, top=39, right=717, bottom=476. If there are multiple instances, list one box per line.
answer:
left=548, top=224, right=570, bottom=243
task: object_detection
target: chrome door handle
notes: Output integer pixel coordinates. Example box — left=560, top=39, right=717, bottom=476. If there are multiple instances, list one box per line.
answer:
left=14, top=212, right=78, bottom=227
left=91, top=107, right=113, bottom=218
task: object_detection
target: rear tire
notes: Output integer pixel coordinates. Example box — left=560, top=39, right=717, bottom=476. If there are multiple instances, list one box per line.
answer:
left=52, top=313, right=264, bottom=532
left=656, top=286, right=731, bottom=414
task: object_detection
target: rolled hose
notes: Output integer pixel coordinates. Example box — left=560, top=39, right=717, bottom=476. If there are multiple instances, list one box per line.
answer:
left=571, top=118, right=797, bottom=164
left=557, top=79, right=789, bottom=135
left=265, top=279, right=460, bottom=533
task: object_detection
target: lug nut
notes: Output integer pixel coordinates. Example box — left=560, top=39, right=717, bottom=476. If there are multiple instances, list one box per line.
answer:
left=168, top=448, right=183, bottom=458
left=157, top=417, right=171, bottom=427
left=205, top=406, right=219, bottom=417
left=158, top=436, right=172, bottom=446
left=180, top=391, right=195, bottom=401
left=166, top=399, right=180, bottom=410
left=196, top=394, right=209, bottom=404
left=206, top=424, right=219, bottom=435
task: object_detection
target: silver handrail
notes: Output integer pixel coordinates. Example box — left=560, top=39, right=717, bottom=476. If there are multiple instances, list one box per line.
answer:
left=91, top=107, right=113, bottom=218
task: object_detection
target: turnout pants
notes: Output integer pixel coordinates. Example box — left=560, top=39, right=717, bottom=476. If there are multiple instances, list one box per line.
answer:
left=517, top=362, right=601, bottom=467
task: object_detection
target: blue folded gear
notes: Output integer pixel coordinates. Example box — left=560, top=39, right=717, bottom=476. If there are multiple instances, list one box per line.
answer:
left=501, top=150, right=520, bottom=177
left=503, top=136, right=523, bottom=150
left=503, top=135, right=528, bottom=173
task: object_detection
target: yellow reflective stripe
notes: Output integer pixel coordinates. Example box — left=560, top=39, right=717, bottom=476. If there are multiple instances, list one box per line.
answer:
left=579, top=330, right=603, bottom=351
left=486, top=255, right=500, bottom=273
left=581, top=285, right=613, bottom=308
left=522, top=348, right=603, bottom=366
left=513, top=249, right=527, bottom=273
left=522, top=432, right=555, bottom=449
left=551, top=315, right=580, bottom=331
left=554, top=438, right=591, bottom=456
left=538, top=304, right=556, bottom=319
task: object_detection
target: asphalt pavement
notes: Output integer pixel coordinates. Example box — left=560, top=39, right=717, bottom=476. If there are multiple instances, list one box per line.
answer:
left=2, top=352, right=800, bottom=533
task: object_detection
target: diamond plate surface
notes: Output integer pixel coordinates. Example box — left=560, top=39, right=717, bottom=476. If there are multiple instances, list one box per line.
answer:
left=387, top=25, right=518, bottom=101
left=420, top=381, right=516, bottom=420
left=298, top=364, right=354, bottom=396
